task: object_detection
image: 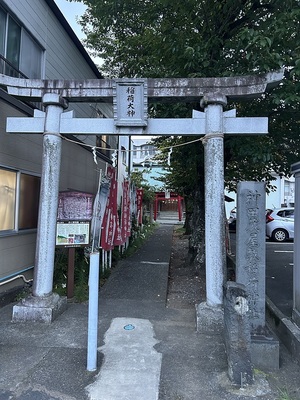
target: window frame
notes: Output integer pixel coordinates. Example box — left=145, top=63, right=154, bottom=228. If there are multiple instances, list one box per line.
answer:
left=141, top=144, right=156, bottom=157
left=0, top=4, right=44, bottom=79
left=0, top=166, right=41, bottom=235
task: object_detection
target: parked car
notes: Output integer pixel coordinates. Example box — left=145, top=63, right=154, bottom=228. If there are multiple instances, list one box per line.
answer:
left=229, top=207, right=236, bottom=220
left=227, top=207, right=237, bottom=232
left=266, top=207, right=294, bottom=242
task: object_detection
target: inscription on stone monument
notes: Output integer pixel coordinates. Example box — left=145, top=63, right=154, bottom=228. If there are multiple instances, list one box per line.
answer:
left=236, top=182, right=266, bottom=332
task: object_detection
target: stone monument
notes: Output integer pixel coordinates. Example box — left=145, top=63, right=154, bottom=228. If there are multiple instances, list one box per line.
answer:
left=236, top=181, right=279, bottom=370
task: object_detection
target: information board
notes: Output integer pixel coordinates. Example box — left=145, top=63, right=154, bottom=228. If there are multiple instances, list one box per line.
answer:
left=56, top=221, right=90, bottom=247
left=57, top=191, right=94, bottom=221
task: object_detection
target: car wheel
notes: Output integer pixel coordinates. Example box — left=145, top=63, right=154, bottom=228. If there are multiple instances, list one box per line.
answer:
left=272, top=228, right=288, bottom=242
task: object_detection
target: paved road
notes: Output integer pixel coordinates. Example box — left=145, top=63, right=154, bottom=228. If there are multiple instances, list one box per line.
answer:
left=266, top=240, right=294, bottom=317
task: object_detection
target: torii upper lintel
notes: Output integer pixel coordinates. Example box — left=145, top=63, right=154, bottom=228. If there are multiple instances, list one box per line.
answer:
left=0, top=70, right=283, bottom=103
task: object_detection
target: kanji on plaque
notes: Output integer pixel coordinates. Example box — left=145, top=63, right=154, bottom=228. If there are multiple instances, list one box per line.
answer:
left=114, top=79, right=147, bottom=127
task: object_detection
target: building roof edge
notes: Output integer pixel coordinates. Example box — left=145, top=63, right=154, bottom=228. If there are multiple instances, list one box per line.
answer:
left=44, top=0, right=103, bottom=79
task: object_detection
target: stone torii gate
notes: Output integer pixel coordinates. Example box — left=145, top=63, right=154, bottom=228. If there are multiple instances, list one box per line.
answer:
left=0, top=71, right=283, bottom=323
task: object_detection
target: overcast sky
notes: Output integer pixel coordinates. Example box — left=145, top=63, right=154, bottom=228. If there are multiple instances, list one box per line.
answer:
left=53, top=0, right=87, bottom=40
left=53, top=0, right=104, bottom=66
left=54, top=0, right=152, bottom=140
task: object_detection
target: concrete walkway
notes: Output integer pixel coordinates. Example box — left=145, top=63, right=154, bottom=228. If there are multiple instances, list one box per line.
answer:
left=1, top=224, right=300, bottom=399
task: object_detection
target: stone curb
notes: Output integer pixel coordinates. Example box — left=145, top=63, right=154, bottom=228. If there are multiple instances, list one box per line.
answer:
left=266, top=296, right=300, bottom=364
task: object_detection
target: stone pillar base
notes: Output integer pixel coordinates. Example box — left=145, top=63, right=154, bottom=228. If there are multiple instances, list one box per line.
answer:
left=12, top=292, right=67, bottom=323
left=251, top=327, right=280, bottom=371
left=196, top=302, right=224, bottom=334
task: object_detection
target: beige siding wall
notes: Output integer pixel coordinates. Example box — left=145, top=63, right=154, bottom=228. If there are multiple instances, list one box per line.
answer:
left=0, top=233, right=36, bottom=283
left=0, top=0, right=113, bottom=293
left=60, top=139, right=106, bottom=194
left=0, top=102, right=43, bottom=173
left=4, top=0, right=96, bottom=80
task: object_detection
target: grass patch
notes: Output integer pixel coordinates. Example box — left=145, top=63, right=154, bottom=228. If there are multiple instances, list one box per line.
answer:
left=53, top=247, right=96, bottom=302
left=174, top=225, right=186, bottom=235
left=277, top=388, right=297, bottom=400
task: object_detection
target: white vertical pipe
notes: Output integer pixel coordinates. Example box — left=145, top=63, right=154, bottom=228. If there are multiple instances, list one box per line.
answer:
left=87, top=252, right=100, bottom=371
left=104, top=251, right=108, bottom=272
left=101, top=250, right=105, bottom=273
left=109, top=250, right=112, bottom=269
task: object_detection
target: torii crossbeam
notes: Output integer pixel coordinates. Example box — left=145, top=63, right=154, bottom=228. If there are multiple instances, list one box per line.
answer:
left=0, top=71, right=283, bottom=325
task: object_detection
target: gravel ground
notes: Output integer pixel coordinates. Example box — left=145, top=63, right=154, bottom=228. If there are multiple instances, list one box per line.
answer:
left=166, top=225, right=300, bottom=400
left=167, top=227, right=206, bottom=309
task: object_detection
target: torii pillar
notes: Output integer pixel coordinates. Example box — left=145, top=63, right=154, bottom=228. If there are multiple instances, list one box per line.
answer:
left=195, top=93, right=228, bottom=332
left=12, top=94, right=69, bottom=323
left=202, top=93, right=227, bottom=306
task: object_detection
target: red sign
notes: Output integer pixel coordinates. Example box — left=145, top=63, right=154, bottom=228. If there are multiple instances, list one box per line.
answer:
left=101, top=167, right=118, bottom=251
left=57, top=191, right=94, bottom=221
left=121, top=180, right=131, bottom=240
left=136, top=189, right=143, bottom=225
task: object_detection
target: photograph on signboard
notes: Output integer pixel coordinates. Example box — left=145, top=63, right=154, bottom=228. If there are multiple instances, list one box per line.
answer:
left=56, top=221, right=90, bottom=247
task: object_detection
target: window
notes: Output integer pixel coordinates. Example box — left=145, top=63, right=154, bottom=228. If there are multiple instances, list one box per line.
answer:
left=277, top=209, right=294, bottom=219
left=0, top=7, right=6, bottom=74
left=0, top=6, right=43, bottom=78
left=20, top=30, right=42, bottom=79
left=141, top=145, right=156, bottom=157
left=0, top=169, right=16, bottom=231
left=284, top=210, right=294, bottom=219
left=96, top=135, right=111, bottom=159
left=0, top=167, right=40, bottom=232
left=0, top=7, right=6, bottom=55
left=19, top=173, right=40, bottom=230
left=6, top=15, right=21, bottom=73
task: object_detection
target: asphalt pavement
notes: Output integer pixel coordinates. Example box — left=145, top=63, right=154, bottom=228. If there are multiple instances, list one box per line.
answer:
left=1, top=224, right=300, bottom=400
left=265, top=240, right=294, bottom=317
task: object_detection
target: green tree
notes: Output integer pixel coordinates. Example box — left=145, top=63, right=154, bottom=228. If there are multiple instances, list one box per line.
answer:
left=130, top=169, right=156, bottom=203
left=72, top=0, right=300, bottom=266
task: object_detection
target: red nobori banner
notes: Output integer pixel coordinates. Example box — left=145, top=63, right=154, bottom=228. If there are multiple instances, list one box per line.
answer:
left=121, top=180, right=131, bottom=240
left=100, top=167, right=118, bottom=251
left=114, top=215, right=123, bottom=246
left=136, top=188, right=143, bottom=225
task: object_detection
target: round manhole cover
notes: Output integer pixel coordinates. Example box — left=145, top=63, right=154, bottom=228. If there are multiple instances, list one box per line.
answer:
left=124, top=324, right=135, bottom=331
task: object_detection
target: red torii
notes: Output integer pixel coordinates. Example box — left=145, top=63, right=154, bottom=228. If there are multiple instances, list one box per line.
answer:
left=153, top=192, right=183, bottom=222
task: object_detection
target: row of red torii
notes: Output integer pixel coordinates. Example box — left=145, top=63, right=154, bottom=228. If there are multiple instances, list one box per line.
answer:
left=0, top=71, right=283, bottom=325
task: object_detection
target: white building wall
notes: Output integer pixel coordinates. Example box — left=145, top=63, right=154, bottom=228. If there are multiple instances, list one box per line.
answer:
left=225, top=175, right=296, bottom=219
